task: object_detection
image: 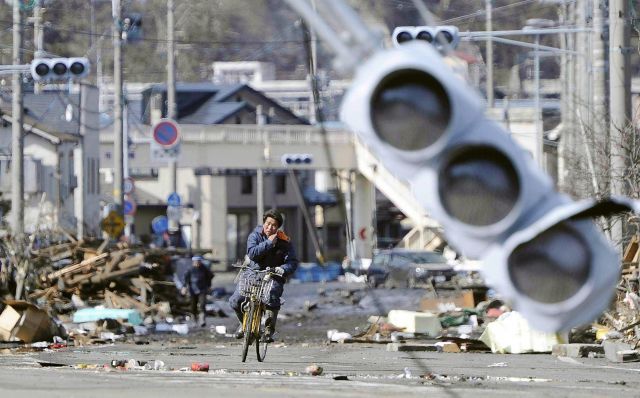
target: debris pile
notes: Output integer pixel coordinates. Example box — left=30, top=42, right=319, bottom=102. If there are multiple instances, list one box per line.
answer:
left=598, top=235, right=640, bottom=347
left=0, top=230, right=212, bottom=344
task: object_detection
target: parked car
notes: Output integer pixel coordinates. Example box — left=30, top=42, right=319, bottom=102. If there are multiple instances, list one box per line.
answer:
left=367, top=249, right=456, bottom=288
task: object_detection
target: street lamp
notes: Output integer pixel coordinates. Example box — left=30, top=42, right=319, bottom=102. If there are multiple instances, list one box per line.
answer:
left=523, top=19, right=556, bottom=170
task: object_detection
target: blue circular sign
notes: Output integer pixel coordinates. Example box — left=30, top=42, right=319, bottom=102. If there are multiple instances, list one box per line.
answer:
left=153, top=119, right=180, bottom=148
left=123, top=200, right=136, bottom=216
left=167, top=192, right=181, bottom=207
left=151, top=215, right=169, bottom=234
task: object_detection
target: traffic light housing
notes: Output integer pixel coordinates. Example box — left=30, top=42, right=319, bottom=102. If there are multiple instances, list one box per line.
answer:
left=122, top=13, right=143, bottom=42
left=281, top=153, right=313, bottom=166
left=392, top=26, right=460, bottom=52
left=340, top=41, right=621, bottom=331
left=30, top=57, right=90, bottom=82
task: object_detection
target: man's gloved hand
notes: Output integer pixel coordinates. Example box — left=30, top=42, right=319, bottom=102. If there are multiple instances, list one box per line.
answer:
left=274, top=266, right=285, bottom=277
left=180, top=287, right=188, bottom=296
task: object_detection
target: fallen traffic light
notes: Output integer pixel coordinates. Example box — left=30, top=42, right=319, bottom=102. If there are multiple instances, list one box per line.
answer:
left=340, top=40, right=622, bottom=331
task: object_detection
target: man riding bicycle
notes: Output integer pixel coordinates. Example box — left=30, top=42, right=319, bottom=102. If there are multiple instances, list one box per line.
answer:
left=229, top=209, right=299, bottom=343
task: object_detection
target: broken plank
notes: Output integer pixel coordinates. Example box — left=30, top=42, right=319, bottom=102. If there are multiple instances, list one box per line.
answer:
left=47, top=252, right=109, bottom=280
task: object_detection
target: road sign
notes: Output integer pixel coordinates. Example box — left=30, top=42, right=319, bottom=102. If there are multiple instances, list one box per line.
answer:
left=152, top=119, right=180, bottom=148
left=150, top=141, right=180, bottom=163
left=167, top=192, right=181, bottom=207
left=123, top=199, right=136, bottom=216
left=151, top=215, right=169, bottom=234
left=167, top=205, right=181, bottom=222
left=101, top=210, right=125, bottom=238
left=124, top=177, right=135, bottom=195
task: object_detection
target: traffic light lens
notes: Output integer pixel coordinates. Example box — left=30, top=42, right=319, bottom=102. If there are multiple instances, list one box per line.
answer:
left=436, top=31, right=454, bottom=44
left=439, top=146, right=519, bottom=226
left=415, top=31, right=433, bottom=42
left=508, top=222, right=591, bottom=303
left=371, top=69, right=451, bottom=151
left=396, top=31, right=413, bottom=43
left=69, top=62, right=85, bottom=75
left=52, top=62, right=67, bottom=75
left=34, top=63, right=49, bottom=77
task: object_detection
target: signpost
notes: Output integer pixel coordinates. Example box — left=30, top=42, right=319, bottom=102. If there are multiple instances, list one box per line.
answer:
left=123, top=177, right=135, bottom=195
left=151, top=215, right=169, bottom=235
left=101, top=210, right=125, bottom=238
left=153, top=119, right=180, bottom=148
left=167, top=192, right=181, bottom=207
left=123, top=199, right=136, bottom=216
left=150, top=119, right=181, bottom=163
left=167, top=192, right=181, bottom=225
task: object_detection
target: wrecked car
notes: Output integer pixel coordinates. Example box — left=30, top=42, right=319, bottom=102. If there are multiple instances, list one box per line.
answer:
left=367, top=249, right=456, bottom=288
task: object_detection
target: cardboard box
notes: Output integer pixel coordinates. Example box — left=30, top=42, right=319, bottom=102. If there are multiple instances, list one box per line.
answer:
left=0, top=305, right=21, bottom=341
left=419, top=290, right=475, bottom=312
left=0, top=300, right=53, bottom=343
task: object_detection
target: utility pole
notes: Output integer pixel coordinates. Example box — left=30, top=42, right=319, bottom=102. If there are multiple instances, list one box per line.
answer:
left=112, top=0, right=124, bottom=216
left=485, top=0, right=494, bottom=107
left=11, top=0, right=24, bottom=236
left=534, top=33, right=542, bottom=169
left=167, top=0, right=179, bottom=230
left=610, top=0, right=631, bottom=244
left=32, top=2, right=44, bottom=94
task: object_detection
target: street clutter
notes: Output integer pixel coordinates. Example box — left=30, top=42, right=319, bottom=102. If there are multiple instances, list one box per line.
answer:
left=0, top=300, right=57, bottom=343
left=0, top=232, right=225, bottom=347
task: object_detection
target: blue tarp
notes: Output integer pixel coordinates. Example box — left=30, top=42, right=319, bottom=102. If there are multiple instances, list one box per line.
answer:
left=72, top=308, right=143, bottom=326
left=292, top=262, right=343, bottom=282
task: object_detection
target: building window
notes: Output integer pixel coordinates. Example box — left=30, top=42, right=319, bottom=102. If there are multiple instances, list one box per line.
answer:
left=241, top=175, right=252, bottom=194
left=275, top=174, right=286, bottom=194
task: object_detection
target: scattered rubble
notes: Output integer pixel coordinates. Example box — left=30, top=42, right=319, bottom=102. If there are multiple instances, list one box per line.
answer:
left=0, top=231, right=218, bottom=347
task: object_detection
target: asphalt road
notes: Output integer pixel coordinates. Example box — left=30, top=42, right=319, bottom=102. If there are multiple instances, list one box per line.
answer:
left=1, top=340, right=640, bottom=397
left=1, top=279, right=640, bottom=397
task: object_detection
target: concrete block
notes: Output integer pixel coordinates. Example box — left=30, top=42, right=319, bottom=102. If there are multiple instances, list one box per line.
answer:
left=387, top=310, right=442, bottom=336
left=552, top=344, right=604, bottom=358
left=603, top=340, right=635, bottom=363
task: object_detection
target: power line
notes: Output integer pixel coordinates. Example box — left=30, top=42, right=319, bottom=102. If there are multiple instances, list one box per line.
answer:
left=0, top=19, right=307, bottom=47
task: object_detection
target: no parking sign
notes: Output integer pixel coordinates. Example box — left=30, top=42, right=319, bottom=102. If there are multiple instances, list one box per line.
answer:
left=150, top=119, right=181, bottom=162
left=153, top=119, right=180, bottom=148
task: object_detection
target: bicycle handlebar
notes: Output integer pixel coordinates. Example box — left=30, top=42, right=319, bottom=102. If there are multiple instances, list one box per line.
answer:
left=233, top=264, right=280, bottom=276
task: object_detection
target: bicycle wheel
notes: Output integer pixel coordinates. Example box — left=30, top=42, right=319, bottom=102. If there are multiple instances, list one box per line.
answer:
left=256, top=305, right=268, bottom=362
left=241, top=303, right=254, bottom=362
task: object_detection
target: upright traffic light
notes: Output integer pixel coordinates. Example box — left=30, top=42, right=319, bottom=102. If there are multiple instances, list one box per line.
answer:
left=30, top=58, right=90, bottom=82
left=340, top=40, right=621, bottom=331
left=281, top=153, right=313, bottom=166
left=392, top=26, right=460, bottom=52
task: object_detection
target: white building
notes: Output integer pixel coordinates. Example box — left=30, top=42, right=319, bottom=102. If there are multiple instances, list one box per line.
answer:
left=0, top=85, right=101, bottom=236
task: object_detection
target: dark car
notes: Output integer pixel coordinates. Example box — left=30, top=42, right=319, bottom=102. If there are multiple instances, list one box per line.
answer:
left=367, top=249, right=456, bottom=288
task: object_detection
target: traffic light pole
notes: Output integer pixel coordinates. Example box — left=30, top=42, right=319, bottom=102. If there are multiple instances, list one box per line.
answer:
left=11, top=0, right=24, bottom=236
left=485, top=0, right=494, bottom=107
left=112, top=0, right=124, bottom=221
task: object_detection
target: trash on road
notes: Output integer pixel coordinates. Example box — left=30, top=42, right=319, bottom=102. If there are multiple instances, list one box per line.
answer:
left=191, top=362, right=210, bottom=372
left=479, top=311, right=561, bottom=354
left=305, top=364, right=323, bottom=376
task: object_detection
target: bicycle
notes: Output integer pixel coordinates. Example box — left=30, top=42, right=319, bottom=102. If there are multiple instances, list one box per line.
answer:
left=235, top=266, right=278, bottom=362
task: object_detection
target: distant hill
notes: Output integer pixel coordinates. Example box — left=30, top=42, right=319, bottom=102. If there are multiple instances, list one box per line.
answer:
left=0, top=0, right=564, bottom=85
